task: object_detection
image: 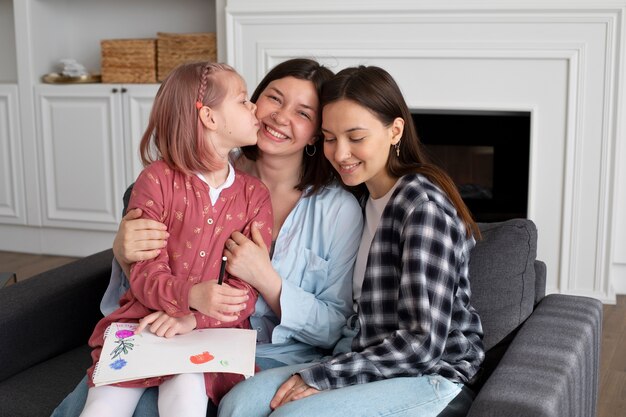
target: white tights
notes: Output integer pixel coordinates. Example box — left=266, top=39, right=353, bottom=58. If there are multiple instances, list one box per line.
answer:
left=79, top=373, right=207, bottom=417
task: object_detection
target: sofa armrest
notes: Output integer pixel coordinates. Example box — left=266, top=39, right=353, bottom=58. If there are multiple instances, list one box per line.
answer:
left=534, top=260, right=547, bottom=305
left=0, top=249, right=113, bottom=382
left=467, top=294, right=602, bottom=417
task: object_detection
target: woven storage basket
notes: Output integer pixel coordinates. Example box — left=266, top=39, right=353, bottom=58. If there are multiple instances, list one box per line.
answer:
left=157, top=32, right=217, bottom=81
left=101, top=39, right=157, bottom=83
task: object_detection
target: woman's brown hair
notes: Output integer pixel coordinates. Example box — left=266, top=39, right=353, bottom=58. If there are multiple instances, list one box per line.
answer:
left=321, top=65, right=480, bottom=238
left=241, top=58, right=336, bottom=195
left=139, top=62, right=237, bottom=176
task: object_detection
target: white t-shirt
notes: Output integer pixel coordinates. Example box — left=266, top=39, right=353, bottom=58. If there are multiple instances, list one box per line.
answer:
left=352, top=181, right=400, bottom=308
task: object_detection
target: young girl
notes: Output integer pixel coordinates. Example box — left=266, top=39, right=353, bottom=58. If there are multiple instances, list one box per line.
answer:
left=220, top=65, right=484, bottom=417
left=79, top=62, right=273, bottom=417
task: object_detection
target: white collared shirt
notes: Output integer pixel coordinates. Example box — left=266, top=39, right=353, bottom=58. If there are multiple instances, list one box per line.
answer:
left=196, top=162, right=235, bottom=205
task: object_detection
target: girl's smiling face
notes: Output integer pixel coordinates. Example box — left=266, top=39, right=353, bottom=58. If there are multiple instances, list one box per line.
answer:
left=322, top=99, right=403, bottom=198
left=254, top=76, right=320, bottom=157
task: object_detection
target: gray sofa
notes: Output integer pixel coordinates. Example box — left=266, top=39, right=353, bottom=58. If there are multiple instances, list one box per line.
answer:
left=0, top=219, right=602, bottom=417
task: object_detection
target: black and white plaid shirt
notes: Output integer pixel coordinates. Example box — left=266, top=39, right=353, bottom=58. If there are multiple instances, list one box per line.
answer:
left=299, top=174, right=484, bottom=390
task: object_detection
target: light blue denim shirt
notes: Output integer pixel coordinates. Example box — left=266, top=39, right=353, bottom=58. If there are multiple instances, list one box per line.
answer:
left=253, top=183, right=362, bottom=365
left=101, top=183, right=363, bottom=366
left=100, top=259, right=128, bottom=316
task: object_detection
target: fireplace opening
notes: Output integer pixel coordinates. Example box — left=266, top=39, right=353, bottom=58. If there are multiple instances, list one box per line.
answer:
left=412, top=110, right=531, bottom=222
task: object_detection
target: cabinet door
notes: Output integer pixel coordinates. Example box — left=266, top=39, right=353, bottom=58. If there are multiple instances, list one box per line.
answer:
left=0, top=84, right=26, bottom=225
left=122, top=85, right=159, bottom=184
left=34, top=84, right=126, bottom=231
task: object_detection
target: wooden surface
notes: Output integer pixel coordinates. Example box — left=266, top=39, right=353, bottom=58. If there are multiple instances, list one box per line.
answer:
left=599, top=294, right=626, bottom=417
left=0, top=251, right=623, bottom=416
left=0, top=250, right=80, bottom=284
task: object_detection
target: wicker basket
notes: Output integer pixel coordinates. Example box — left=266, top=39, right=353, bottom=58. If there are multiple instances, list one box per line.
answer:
left=157, top=32, right=217, bottom=81
left=101, top=39, right=157, bottom=83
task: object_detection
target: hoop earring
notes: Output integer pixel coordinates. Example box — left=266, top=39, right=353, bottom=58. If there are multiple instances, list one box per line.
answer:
left=305, top=144, right=316, bottom=157
left=394, top=142, right=401, bottom=157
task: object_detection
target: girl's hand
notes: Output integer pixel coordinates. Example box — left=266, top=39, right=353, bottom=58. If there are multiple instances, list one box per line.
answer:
left=224, top=227, right=271, bottom=288
left=270, top=374, right=320, bottom=409
left=188, top=280, right=250, bottom=322
left=113, top=208, right=169, bottom=265
left=135, top=311, right=197, bottom=338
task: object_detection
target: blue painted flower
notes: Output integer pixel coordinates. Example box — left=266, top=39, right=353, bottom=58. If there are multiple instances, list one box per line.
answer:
left=110, top=358, right=127, bottom=370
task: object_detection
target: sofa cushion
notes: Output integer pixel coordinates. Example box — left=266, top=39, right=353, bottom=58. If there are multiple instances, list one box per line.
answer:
left=0, top=250, right=112, bottom=382
left=470, top=219, right=538, bottom=351
left=0, top=344, right=92, bottom=417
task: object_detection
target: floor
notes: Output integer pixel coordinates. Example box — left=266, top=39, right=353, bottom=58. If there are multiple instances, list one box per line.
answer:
left=598, top=294, right=626, bottom=417
left=0, top=250, right=80, bottom=285
left=1, top=250, right=624, bottom=416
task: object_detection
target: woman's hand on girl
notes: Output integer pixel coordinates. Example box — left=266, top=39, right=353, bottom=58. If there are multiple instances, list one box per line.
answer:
left=224, top=227, right=284, bottom=317
left=135, top=311, right=196, bottom=338
left=113, top=208, right=169, bottom=265
left=224, top=227, right=271, bottom=289
left=270, top=374, right=320, bottom=409
left=188, top=280, right=250, bottom=322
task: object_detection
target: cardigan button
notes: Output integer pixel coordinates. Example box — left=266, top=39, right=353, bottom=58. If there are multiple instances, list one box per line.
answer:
left=207, top=218, right=214, bottom=225
left=199, top=251, right=206, bottom=257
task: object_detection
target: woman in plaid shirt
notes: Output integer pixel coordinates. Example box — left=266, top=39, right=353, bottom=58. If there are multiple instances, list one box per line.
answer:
left=221, top=65, right=485, bottom=417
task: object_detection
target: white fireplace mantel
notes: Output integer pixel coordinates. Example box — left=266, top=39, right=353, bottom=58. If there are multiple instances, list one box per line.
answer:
left=219, top=0, right=626, bottom=303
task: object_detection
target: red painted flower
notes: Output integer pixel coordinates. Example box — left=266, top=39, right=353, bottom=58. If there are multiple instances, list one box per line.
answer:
left=190, top=351, right=214, bottom=364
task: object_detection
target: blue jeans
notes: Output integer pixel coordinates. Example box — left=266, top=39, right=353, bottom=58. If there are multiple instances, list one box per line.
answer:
left=218, top=363, right=462, bottom=417
left=50, top=357, right=285, bottom=417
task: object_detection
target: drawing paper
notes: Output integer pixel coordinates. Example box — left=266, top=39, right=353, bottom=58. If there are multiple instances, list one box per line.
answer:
left=92, top=322, right=256, bottom=387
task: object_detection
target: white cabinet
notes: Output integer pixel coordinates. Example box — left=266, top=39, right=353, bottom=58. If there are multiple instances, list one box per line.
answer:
left=0, top=84, right=26, bottom=225
left=123, top=86, right=161, bottom=183
left=33, top=84, right=158, bottom=231
left=0, top=0, right=25, bottom=225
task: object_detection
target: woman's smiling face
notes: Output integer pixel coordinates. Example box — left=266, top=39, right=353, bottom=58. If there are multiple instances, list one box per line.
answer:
left=254, top=76, right=320, bottom=157
left=322, top=99, right=402, bottom=198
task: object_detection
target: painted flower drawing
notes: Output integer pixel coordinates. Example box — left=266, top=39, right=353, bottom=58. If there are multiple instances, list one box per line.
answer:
left=110, top=327, right=136, bottom=361
left=110, top=358, right=127, bottom=370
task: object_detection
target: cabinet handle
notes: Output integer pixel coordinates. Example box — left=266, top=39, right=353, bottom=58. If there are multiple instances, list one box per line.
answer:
left=121, top=88, right=128, bottom=93
left=111, top=88, right=119, bottom=93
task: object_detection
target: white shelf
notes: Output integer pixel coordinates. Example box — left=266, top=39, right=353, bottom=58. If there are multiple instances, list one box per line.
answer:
left=28, top=0, right=216, bottom=82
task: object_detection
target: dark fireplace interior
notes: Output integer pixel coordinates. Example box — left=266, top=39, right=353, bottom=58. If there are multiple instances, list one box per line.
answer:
left=412, top=110, right=531, bottom=222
